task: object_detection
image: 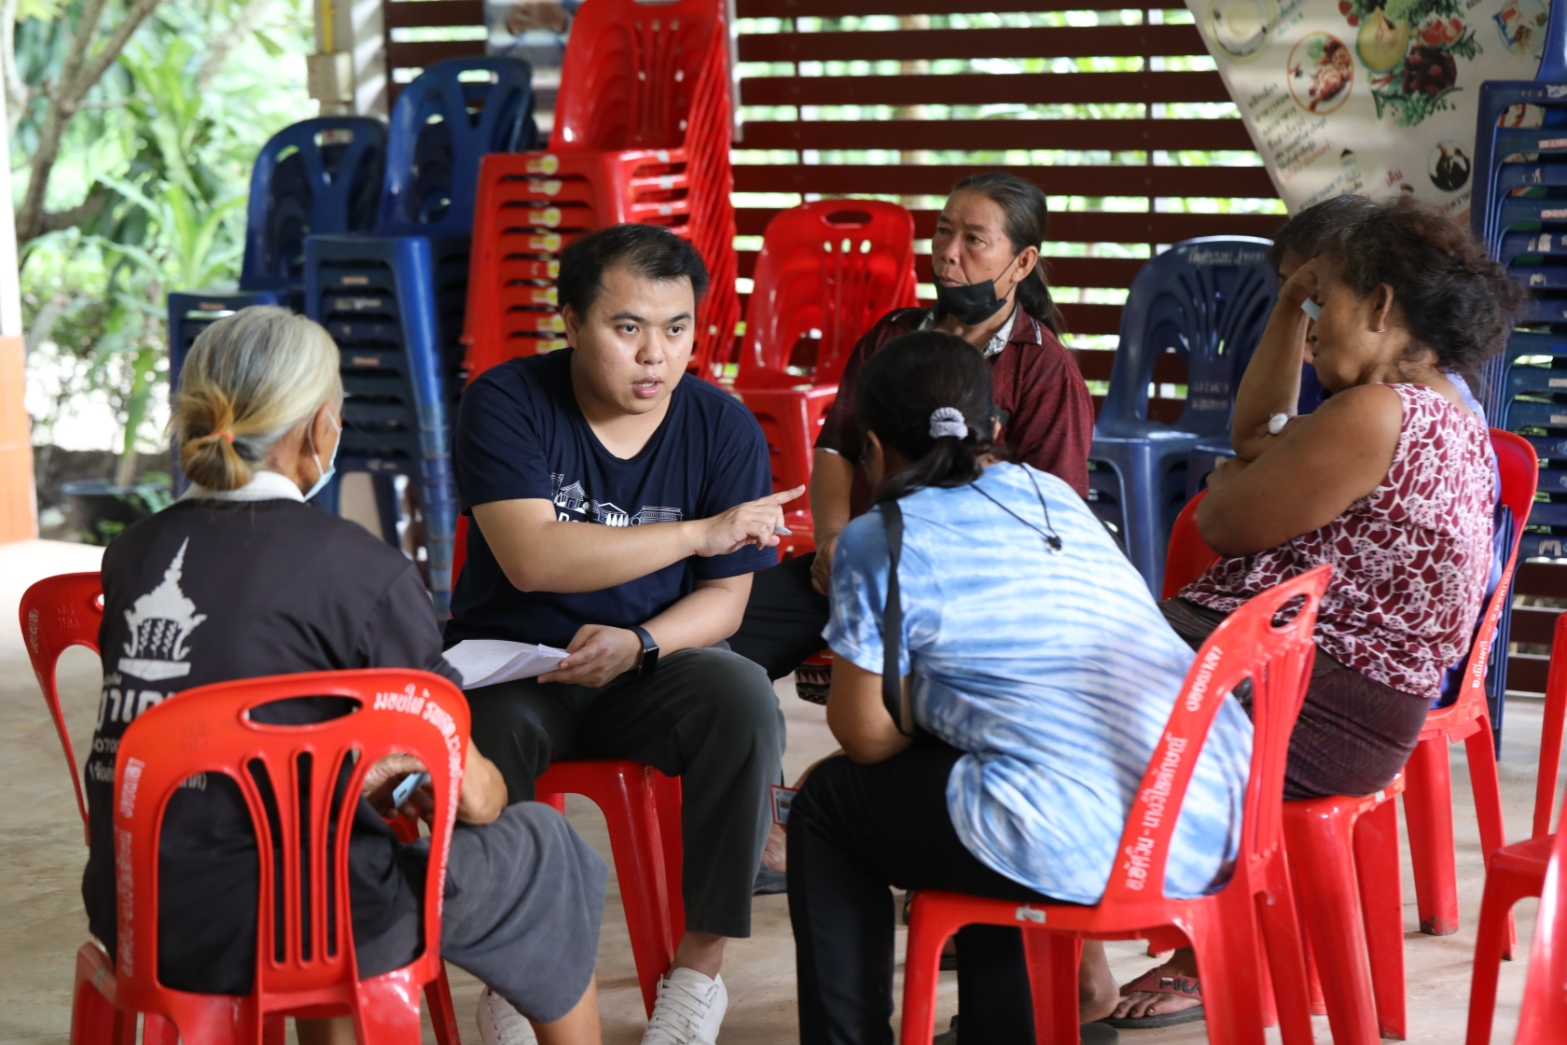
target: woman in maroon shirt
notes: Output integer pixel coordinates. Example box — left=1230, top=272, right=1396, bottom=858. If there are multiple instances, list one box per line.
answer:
left=729, top=173, right=1095, bottom=692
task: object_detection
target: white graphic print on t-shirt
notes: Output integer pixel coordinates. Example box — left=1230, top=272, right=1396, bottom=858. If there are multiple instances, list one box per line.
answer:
left=550, top=473, right=684, bottom=527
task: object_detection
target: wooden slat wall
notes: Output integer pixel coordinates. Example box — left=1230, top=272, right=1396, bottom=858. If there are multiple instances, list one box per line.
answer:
left=379, top=0, right=1288, bottom=403
left=384, top=0, right=486, bottom=98
left=729, top=0, right=1285, bottom=422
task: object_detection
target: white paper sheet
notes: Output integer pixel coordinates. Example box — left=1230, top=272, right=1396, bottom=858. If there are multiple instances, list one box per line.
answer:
left=443, top=639, right=569, bottom=690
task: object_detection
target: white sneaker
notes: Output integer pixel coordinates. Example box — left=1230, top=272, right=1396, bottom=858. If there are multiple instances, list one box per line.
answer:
left=477, top=986, right=538, bottom=1045
left=641, top=967, right=728, bottom=1045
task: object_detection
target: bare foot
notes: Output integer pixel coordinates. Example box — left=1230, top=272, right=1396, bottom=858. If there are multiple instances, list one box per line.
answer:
left=762, top=821, right=787, bottom=874
left=1111, top=948, right=1203, bottom=1022
left=1078, top=941, right=1120, bottom=1023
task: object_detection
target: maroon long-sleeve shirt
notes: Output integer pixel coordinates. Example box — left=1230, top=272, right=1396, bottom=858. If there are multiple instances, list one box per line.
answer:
left=815, top=305, right=1095, bottom=518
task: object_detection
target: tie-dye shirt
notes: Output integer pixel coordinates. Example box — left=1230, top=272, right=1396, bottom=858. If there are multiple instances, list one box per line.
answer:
left=825, top=463, right=1253, bottom=903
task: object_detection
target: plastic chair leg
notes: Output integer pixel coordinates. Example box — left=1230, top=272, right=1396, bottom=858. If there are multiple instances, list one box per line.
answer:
left=1284, top=806, right=1381, bottom=1045
left=142, top=1015, right=180, bottom=1045
left=426, top=964, right=463, bottom=1045
left=1253, top=858, right=1315, bottom=1045
left=1353, top=798, right=1406, bottom=1039
left=1402, top=736, right=1460, bottom=936
left=1020, top=930, right=1081, bottom=1045
left=1464, top=722, right=1517, bottom=959
left=1187, top=913, right=1268, bottom=1045
left=1465, top=858, right=1546, bottom=1045
left=370, top=474, right=402, bottom=548
left=263, top=1016, right=287, bottom=1045
left=71, top=943, right=119, bottom=1045
left=538, top=764, right=675, bottom=1016
left=653, top=770, right=685, bottom=947
left=356, top=967, right=428, bottom=1044
left=898, top=902, right=964, bottom=1045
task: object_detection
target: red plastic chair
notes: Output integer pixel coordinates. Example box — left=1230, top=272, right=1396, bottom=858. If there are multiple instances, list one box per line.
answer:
left=24, top=575, right=466, bottom=1045
left=1160, top=492, right=1218, bottom=599
left=1165, top=492, right=1406, bottom=1041
left=1162, top=429, right=1538, bottom=1044
left=534, top=761, right=684, bottom=1016
left=72, top=668, right=466, bottom=1044
left=1166, top=433, right=1537, bottom=941
left=733, top=201, right=918, bottom=540
left=1513, top=818, right=1567, bottom=1045
left=453, top=515, right=685, bottom=1016
left=1402, top=429, right=1537, bottom=941
left=736, top=201, right=918, bottom=388
left=1464, top=610, right=1567, bottom=1045
left=900, top=566, right=1330, bottom=1045
left=18, top=571, right=104, bottom=842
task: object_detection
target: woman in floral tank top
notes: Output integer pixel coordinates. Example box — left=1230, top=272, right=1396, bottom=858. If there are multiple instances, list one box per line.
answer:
left=1110, top=196, right=1521, bottom=1029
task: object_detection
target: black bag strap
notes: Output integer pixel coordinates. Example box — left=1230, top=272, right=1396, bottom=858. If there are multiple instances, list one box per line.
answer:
left=881, top=499, right=916, bottom=735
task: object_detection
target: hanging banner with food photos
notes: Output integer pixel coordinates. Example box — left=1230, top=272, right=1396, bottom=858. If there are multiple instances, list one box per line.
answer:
left=1191, top=0, right=1550, bottom=217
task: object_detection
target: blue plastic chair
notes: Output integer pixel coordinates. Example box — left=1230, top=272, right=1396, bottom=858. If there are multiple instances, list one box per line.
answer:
left=305, top=237, right=460, bottom=616
left=378, top=57, right=538, bottom=236
left=1091, top=236, right=1278, bottom=592
left=304, top=57, right=537, bottom=618
left=238, top=117, right=386, bottom=292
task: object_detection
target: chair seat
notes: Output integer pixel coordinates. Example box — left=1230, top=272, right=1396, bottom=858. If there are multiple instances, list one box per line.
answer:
left=1491, top=833, right=1555, bottom=880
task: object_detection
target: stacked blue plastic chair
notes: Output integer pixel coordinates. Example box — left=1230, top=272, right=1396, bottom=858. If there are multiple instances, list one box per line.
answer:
left=1089, top=236, right=1278, bottom=594
left=305, top=57, right=537, bottom=618
left=1467, top=16, right=1567, bottom=736
left=167, top=117, right=388, bottom=490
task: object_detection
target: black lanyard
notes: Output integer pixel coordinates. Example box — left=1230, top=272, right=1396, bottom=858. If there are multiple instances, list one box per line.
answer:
left=879, top=471, right=1061, bottom=736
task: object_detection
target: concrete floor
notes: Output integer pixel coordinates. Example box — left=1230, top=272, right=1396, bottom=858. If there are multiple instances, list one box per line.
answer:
left=0, top=537, right=1557, bottom=1044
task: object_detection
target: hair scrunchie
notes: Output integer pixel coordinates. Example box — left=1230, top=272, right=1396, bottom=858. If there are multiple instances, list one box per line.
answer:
left=928, top=407, right=968, bottom=440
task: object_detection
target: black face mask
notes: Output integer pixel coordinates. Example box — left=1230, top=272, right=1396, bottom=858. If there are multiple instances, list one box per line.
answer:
left=934, top=256, right=1021, bottom=326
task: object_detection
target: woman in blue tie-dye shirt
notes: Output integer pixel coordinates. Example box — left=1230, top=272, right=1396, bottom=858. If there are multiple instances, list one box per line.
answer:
left=784, top=331, right=1253, bottom=1045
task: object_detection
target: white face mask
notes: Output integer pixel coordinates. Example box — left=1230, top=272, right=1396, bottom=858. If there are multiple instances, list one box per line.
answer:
left=302, top=411, right=342, bottom=502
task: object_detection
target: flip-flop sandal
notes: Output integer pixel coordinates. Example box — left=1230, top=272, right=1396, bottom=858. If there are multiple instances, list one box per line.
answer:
left=1099, top=970, right=1205, bottom=1029
left=936, top=1016, right=1118, bottom=1044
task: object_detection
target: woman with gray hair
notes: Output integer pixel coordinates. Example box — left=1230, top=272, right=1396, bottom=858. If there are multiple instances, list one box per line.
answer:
left=80, top=306, right=606, bottom=1045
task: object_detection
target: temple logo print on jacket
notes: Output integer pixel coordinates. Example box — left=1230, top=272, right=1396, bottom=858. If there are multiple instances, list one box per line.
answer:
left=89, top=539, right=206, bottom=787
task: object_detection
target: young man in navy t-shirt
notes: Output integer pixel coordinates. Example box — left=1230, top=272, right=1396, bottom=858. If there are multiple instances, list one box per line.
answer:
left=449, top=224, right=801, bottom=1045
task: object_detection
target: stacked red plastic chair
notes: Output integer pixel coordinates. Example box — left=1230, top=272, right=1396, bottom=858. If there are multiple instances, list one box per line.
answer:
left=901, top=566, right=1330, bottom=1045
left=70, top=668, right=467, bottom=1044
left=1465, top=610, right=1567, bottom=1045
left=732, top=201, right=917, bottom=554
left=463, top=0, right=739, bottom=381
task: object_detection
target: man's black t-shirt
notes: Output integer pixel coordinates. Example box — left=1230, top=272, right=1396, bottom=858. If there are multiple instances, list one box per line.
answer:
left=83, top=494, right=461, bottom=994
left=446, top=349, right=776, bottom=647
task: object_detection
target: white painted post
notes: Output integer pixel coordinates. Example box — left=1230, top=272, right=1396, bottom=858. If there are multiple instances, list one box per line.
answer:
left=308, top=0, right=388, bottom=117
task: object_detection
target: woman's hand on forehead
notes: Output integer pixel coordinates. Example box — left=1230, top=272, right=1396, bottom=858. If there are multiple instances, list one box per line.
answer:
left=1281, top=255, right=1325, bottom=307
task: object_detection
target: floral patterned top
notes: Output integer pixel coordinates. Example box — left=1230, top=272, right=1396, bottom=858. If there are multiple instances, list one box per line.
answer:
left=1180, top=384, right=1495, bottom=703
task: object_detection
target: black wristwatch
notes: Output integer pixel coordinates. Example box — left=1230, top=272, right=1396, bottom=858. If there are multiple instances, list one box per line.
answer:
left=630, top=625, right=660, bottom=676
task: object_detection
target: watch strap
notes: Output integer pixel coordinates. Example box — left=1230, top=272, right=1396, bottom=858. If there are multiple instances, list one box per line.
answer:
left=630, top=625, right=659, bottom=675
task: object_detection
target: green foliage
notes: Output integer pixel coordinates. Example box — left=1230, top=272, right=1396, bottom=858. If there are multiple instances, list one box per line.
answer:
left=15, top=0, right=313, bottom=475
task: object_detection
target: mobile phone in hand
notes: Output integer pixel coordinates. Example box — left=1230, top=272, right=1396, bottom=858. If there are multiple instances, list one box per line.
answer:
left=392, top=771, right=431, bottom=808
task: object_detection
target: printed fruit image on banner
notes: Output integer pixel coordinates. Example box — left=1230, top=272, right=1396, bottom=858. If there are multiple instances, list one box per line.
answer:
left=1191, top=0, right=1549, bottom=216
